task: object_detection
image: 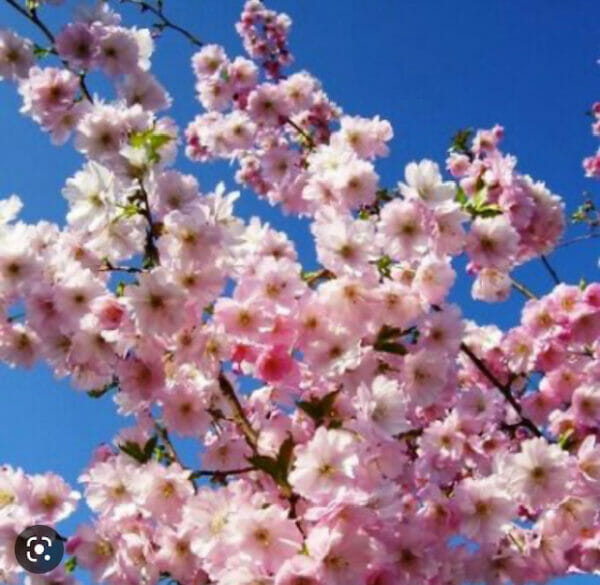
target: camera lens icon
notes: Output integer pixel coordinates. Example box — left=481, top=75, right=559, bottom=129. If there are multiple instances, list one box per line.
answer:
left=15, top=525, right=64, bottom=574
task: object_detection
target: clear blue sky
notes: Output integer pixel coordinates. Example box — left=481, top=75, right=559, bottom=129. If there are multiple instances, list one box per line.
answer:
left=0, top=1, right=599, bottom=583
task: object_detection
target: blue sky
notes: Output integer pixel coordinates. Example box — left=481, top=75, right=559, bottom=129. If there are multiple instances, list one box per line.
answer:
left=0, top=1, right=599, bottom=583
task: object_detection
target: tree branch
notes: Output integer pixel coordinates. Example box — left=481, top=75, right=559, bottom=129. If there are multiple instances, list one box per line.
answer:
left=510, top=277, right=537, bottom=300
left=137, top=178, right=160, bottom=267
left=460, top=342, right=544, bottom=438
left=119, top=0, right=203, bottom=47
left=540, top=255, right=561, bottom=285
left=190, top=467, right=254, bottom=479
left=555, top=232, right=600, bottom=249
left=217, top=371, right=259, bottom=453
left=284, top=116, right=316, bottom=150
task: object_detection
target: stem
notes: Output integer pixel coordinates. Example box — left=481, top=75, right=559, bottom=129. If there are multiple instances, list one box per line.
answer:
left=154, top=422, right=183, bottom=466
left=541, top=255, right=561, bottom=285
left=303, top=268, right=335, bottom=287
left=98, top=262, right=142, bottom=274
left=4, top=0, right=54, bottom=44
left=510, top=277, right=537, bottom=300
left=460, top=342, right=544, bottom=438
left=119, top=0, right=203, bottom=47
left=137, top=178, right=160, bottom=266
left=190, top=467, right=254, bottom=479
left=285, top=116, right=316, bottom=149
left=555, top=232, right=600, bottom=249
left=217, top=371, right=259, bottom=452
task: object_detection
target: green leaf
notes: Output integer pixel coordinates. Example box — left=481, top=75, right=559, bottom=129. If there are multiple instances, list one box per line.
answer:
left=375, top=188, right=393, bottom=203
left=119, top=436, right=158, bottom=464
left=449, top=127, right=474, bottom=154
left=277, top=435, right=295, bottom=476
left=119, top=441, right=146, bottom=463
left=26, top=0, right=40, bottom=11
left=580, top=277, right=588, bottom=290
left=87, top=381, right=117, bottom=399
left=129, top=129, right=172, bottom=165
left=454, top=186, right=468, bottom=206
left=33, top=44, right=52, bottom=59
left=64, top=556, right=77, bottom=573
left=373, top=324, right=408, bottom=355
left=248, top=436, right=296, bottom=490
left=376, top=255, right=393, bottom=278
left=115, top=281, right=126, bottom=297
left=248, top=454, right=282, bottom=481
left=297, top=389, right=341, bottom=426
left=143, top=435, right=158, bottom=461
left=373, top=341, right=407, bottom=355
left=558, top=429, right=574, bottom=450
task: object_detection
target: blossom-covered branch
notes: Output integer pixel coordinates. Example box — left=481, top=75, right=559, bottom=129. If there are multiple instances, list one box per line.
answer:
left=0, top=1, right=599, bottom=584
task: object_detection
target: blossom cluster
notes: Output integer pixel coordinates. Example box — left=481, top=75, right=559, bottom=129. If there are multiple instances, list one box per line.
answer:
left=584, top=101, right=600, bottom=179
left=0, top=1, right=598, bottom=585
left=0, top=465, right=79, bottom=585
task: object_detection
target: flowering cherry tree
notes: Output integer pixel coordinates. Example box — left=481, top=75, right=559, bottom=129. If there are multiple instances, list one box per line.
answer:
left=0, top=1, right=599, bottom=584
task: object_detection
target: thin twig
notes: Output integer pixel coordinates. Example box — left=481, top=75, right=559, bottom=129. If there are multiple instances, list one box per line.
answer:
left=4, top=0, right=54, bottom=44
left=510, top=277, right=537, bottom=300
left=154, top=422, right=183, bottom=466
left=555, top=232, right=600, bottom=249
left=190, top=467, right=254, bottom=479
left=217, top=371, right=259, bottom=452
left=460, top=342, right=544, bottom=438
left=137, top=178, right=160, bottom=266
left=540, top=255, right=561, bottom=285
left=98, top=262, right=142, bottom=274
left=285, top=116, right=316, bottom=149
left=119, top=0, right=203, bottom=47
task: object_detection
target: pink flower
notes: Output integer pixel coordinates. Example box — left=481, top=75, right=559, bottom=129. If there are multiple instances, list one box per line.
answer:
left=97, top=27, right=140, bottom=76
left=413, top=254, right=456, bottom=305
left=454, top=477, right=515, bottom=544
left=28, top=473, right=80, bottom=524
left=233, top=505, right=303, bottom=572
left=336, top=115, right=393, bottom=159
left=377, top=199, right=428, bottom=261
left=354, top=375, right=411, bottom=437
left=0, top=29, right=34, bottom=81
left=289, top=427, right=360, bottom=503
left=247, top=83, right=291, bottom=125
left=255, top=345, right=299, bottom=385
left=124, top=268, right=186, bottom=335
left=402, top=349, right=449, bottom=406
left=466, top=216, right=519, bottom=270
left=400, top=160, right=455, bottom=206
left=502, top=438, right=572, bottom=508
left=141, top=462, right=194, bottom=522
left=571, top=384, right=600, bottom=427
left=55, top=22, right=99, bottom=70
left=79, top=455, right=139, bottom=519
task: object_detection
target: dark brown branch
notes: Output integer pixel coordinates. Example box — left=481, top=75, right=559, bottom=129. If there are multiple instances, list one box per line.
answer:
left=540, top=255, right=561, bottom=286
left=190, top=467, right=254, bottom=479
left=119, top=0, right=203, bottom=47
left=217, top=371, right=259, bottom=452
left=154, top=422, right=183, bottom=466
left=555, top=233, right=600, bottom=249
left=510, top=277, right=537, bottom=300
left=460, top=342, right=544, bottom=438
left=98, top=262, right=142, bottom=274
left=284, top=116, right=316, bottom=149
left=137, top=179, right=160, bottom=267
